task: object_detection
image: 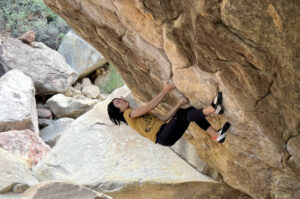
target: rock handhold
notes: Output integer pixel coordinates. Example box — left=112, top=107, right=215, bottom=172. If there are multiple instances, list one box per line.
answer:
left=0, top=129, right=50, bottom=166
left=0, top=69, right=39, bottom=133
left=0, top=37, right=78, bottom=95
left=17, top=31, right=35, bottom=46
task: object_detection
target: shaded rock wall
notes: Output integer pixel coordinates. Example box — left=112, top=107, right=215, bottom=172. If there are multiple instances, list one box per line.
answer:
left=43, top=0, right=300, bottom=198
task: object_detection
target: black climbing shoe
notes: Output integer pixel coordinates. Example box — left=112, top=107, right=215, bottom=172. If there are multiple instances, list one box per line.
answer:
left=215, top=104, right=224, bottom=114
left=217, top=122, right=231, bottom=143
left=211, top=92, right=222, bottom=109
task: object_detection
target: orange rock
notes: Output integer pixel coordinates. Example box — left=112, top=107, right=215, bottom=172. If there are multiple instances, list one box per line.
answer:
left=18, top=30, right=36, bottom=46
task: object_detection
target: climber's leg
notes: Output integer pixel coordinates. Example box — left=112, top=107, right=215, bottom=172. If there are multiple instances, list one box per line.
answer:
left=156, top=109, right=190, bottom=146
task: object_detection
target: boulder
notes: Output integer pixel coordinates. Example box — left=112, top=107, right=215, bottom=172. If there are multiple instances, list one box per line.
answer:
left=0, top=129, right=50, bottom=166
left=0, top=70, right=38, bottom=133
left=37, top=108, right=52, bottom=119
left=63, top=87, right=82, bottom=99
left=40, top=118, right=74, bottom=147
left=58, top=30, right=107, bottom=78
left=21, top=181, right=111, bottom=199
left=0, top=149, right=38, bottom=194
left=0, top=37, right=78, bottom=95
left=43, top=0, right=300, bottom=198
left=46, top=94, right=98, bottom=118
left=81, top=84, right=100, bottom=98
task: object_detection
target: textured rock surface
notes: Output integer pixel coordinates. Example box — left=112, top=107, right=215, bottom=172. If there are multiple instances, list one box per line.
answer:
left=46, top=94, right=98, bottom=118
left=21, top=181, right=111, bottom=199
left=44, top=0, right=300, bottom=198
left=40, top=118, right=74, bottom=147
left=0, top=149, right=38, bottom=194
left=0, top=130, right=50, bottom=166
left=0, top=70, right=38, bottom=133
left=0, top=37, right=78, bottom=95
left=58, top=30, right=107, bottom=78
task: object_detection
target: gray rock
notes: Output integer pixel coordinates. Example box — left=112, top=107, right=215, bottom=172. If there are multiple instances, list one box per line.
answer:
left=0, top=70, right=38, bottom=133
left=0, top=149, right=38, bottom=194
left=58, top=30, right=106, bottom=78
left=81, top=78, right=92, bottom=87
left=46, top=94, right=98, bottom=118
left=21, top=181, right=111, bottom=199
left=40, top=118, right=74, bottom=147
left=0, top=37, right=78, bottom=95
left=81, top=85, right=100, bottom=99
left=37, top=108, right=52, bottom=119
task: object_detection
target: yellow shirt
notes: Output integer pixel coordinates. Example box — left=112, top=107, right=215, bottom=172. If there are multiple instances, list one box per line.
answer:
left=123, top=108, right=165, bottom=143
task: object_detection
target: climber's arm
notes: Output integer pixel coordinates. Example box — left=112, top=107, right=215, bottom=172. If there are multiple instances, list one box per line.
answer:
left=129, top=84, right=175, bottom=118
left=154, top=98, right=190, bottom=122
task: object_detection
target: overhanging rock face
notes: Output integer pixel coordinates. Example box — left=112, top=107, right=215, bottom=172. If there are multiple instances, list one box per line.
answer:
left=43, top=0, right=300, bottom=198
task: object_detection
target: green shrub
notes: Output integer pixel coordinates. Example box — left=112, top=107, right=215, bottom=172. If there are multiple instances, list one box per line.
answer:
left=101, top=64, right=124, bottom=94
left=0, top=0, right=70, bottom=49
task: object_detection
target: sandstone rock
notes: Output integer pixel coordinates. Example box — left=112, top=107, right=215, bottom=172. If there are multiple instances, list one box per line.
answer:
left=0, top=70, right=38, bottom=133
left=21, top=181, right=111, bottom=199
left=0, top=193, right=22, bottom=199
left=0, top=149, right=38, bottom=194
left=40, top=118, right=74, bottom=147
left=37, top=108, right=52, bottom=119
left=0, top=37, right=78, bottom=95
left=43, top=0, right=300, bottom=198
left=46, top=94, right=98, bottom=118
left=0, top=129, right=50, bottom=166
left=81, top=84, right=100, bottom=98
left=58, top=30, right=107, bottom=78
left=17, top=31, right=35, bottom=46
left=81, top=78, right=92, bottom=87
left=64, top=87, right=82, bottom=98
left=73, top=82, right=82, bottom=91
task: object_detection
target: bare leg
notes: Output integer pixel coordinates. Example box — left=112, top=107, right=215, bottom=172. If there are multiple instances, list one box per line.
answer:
left=206, top=126, right=219, bottom=137
left=202, top=106, right=215, bottom=116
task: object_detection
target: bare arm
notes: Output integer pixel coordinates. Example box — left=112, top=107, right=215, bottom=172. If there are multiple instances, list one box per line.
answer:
left=154, top=97, right=190, bottom=122
left=129, top=84, right=175, bottom=118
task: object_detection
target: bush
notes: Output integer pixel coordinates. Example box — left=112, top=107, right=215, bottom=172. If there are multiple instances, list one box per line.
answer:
left=101, top=64, right=124, bottom=94
left=0, top=0, right=70, bottom=49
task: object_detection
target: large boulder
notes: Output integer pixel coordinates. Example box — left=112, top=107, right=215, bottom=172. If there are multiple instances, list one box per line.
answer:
left=40, top=118, right=74, bottom=147
left=33, top=87, right=245, bottom=199
left=58, top=30, right=107, bottom=78
left=46, top=94, right=98, bottom=118
left=0, top=37, right=78, bottom=95
left=0, top=149, right=38, bottom=194
left=0, top=70, right=38, bottom=133
left=21, top=181, right=111, bottom=199
left=44, top=1, right=300, bottom=198
left=0, top=129, right=50, bottom=166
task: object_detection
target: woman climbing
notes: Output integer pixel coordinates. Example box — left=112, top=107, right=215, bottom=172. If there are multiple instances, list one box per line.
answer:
left=107, top=83, right=230, bottom=146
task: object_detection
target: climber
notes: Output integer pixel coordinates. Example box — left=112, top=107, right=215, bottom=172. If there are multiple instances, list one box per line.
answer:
left=107, top=83, right=230, bottom=146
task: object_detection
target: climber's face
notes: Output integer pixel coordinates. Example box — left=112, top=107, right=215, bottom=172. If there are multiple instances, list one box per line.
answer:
left=113, top=97, right=129, bottom=112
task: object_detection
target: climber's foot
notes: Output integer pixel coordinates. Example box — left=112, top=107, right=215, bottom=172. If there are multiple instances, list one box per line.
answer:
left=211, top=92, right=223, bottom=114
left=217, top=122, right=230, bottom=143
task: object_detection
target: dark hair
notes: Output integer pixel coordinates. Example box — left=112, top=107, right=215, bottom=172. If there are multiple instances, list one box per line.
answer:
left=107, top=98, right=127, bottom=125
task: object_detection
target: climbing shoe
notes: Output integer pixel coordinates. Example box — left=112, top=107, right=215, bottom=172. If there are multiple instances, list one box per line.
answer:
left=215, top=104, right=224, bottom=114
left=211, top=92, right=222, bottom=109
left=217, top=122, right=231, bottom=143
